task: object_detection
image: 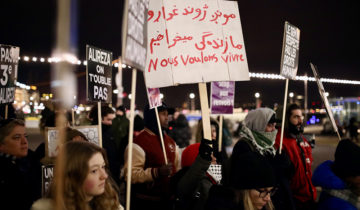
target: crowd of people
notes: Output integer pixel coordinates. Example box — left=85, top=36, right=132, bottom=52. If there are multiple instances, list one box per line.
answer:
left=0, top=103, right=359, bottom=210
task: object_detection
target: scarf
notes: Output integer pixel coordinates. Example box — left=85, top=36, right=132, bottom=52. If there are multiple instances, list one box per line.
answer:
left=323, top=189, right=360, bottom=209
left=240, top=125, right=276, bottom=156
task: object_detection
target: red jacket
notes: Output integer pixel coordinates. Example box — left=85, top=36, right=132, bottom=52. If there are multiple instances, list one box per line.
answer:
left=275, top=130, right=317, bottom=203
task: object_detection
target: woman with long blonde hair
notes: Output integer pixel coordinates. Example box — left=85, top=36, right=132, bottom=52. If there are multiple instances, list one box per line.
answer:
left=32, top=141, right=123, bottom=210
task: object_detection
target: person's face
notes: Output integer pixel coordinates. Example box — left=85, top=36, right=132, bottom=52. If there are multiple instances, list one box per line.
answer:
left=265, top=123, right=276, bottom=132
left=211, top=125, right=217, bottom=141
left=249, top=187, right=274, bottom=210
left=83, top=152, right=108, bottom=201
left=158, top=110, right=169, bottom=128
left=0, top=125, right=28, bottom=158
left=289, top=109, right=303, bottom=128
left=102, top=113, right=115, bottom=125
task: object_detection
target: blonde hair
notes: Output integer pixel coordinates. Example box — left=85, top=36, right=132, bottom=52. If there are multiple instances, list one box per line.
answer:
left=236, top=190, right=274, bottom=210
left=51, top=141, right=120, bottom=210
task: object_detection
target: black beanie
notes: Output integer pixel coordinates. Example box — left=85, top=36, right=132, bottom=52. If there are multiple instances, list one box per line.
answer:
left=332, top=139, right=360, bottom=179
left=230, top=152, right=276, bottom=190
left=143, top=102, right=168, bottom=135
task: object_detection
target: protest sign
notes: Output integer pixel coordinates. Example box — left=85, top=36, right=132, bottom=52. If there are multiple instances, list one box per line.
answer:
left=144, top=0, right=249, bottom=88
left=0, top=44, right=20, bottom=104
left=45, top=126, right=100, bottom=157
left=42, top=164, right=54, bottom=197
left=280, top=21, right=300, bottom=80
left=122, top=0, right=149, bottom=71
left=86, top=45, right=113, bottom=103
left=310, top=63, right=340, bottom=139
left=147, top=87, right=162, bottom=109
left=210, top=81, right=235, bottom=114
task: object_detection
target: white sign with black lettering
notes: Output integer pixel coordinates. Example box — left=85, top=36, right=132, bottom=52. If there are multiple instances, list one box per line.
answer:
left=122, top=0, right=149, bottom=71
left=86, top=45, right=113, bottom=103
left=0, top=44, right=19, bottom=104
left=42, top=164, right=54, bottom=197
left=280, top=22, right=300, bottom=80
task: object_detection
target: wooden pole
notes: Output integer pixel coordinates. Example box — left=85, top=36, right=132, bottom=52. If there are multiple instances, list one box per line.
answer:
left=198, top=83, right=212, bottom=141
left=126, top=68, right=137, bottom=210
left=155, top=107, right=168, bottom=164
left=97, top=102, right=102, bottom=147
left=71, top=108, right=75, bottom=126
left=218, top=115, right=223, bottom=152
left=5, top=105, right=8, bottom=119
left=279, top=79, right=289, bottom=154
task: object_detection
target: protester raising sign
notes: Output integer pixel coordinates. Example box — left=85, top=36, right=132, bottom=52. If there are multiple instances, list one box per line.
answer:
left=86, top=45, right=113, bottom=103
left=0, top=44, right=20, bottom=104
left=210, top=81, right=235, bottom=114
left=144, top=0, right=249, bottom=88
left=280, top=22, right=300, bottom=80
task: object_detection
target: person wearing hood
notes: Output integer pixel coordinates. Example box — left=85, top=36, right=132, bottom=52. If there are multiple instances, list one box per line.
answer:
left=123, top=103, right=180, bottom=210
left=168, top=113, right=192, bottom=148
left=274, top=104, right=317, bottom=210
left=227, top=107, right=295, bottom=210
left=312, top=139, right=360, bottom=210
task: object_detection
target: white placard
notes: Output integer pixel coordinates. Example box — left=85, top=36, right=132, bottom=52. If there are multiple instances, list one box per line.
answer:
left=144, top=0, right=249, bottom=88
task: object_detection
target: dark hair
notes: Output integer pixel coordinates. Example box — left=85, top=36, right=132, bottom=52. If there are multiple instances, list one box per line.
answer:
left=101, top=106, right=115, bottom=119
left=286, top=103, right=301, bottom=119
left=0, top=119, right=25, bottom=144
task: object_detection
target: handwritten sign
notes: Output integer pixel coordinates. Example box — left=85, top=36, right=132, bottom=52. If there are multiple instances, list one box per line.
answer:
left=45, top=126, right=100, bottom=158
left=86, top=45, right=113, bottom=103
left=144, top=0, right=249, bottom=88
left=147, top=87, right=162, bottom=109
left=0, top=44, right=19, bottom=104
left=122, top=0, right=149, bottom=71
left=310, top=63, right=339, bottom=134
left=42, top=164, right=54, bottom=197
left=210, top=81, right=235, bottom=114
left=280, top=22, right=300, bottom=80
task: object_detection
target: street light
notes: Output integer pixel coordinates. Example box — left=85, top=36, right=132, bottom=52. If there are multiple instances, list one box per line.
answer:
left=189, top=93, right=195, bottom=111
left=160, top=93, right=164, bottom=99
left=289, top=92, right=294, bottom=103
left=255, top=92, right=261, bottom=108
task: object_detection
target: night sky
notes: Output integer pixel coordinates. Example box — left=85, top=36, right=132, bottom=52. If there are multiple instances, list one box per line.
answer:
left=1, top=0, right=359, bottom=110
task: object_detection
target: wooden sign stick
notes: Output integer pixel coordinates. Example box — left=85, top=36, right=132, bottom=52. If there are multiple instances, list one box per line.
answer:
left=126, top=68, right=137, bottom=210
left=279, top=79, right=289, bottom=154
left=97, top=102, right=103, bottom=147
left=155, top=107, right=168, bottom=164
left=198, top=83, right=212, bottom=141
left=218, top=115, right=223, bottom=152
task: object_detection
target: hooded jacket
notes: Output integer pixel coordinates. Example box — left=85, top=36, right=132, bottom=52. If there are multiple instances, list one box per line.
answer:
left=312, top=160, right=359, bottom=210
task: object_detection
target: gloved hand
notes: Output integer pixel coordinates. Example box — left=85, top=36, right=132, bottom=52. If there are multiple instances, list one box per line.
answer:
left=157, top=163, right=173, bottom=178
left=212, top=140, right=222, bottom=164
left=199, top=138, right=213, bottom=161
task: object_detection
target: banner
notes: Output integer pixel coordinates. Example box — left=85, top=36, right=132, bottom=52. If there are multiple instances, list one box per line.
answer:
left=86, top=45, right=113, bottom=103
left=45, top=126, right=100, bottom=157
left=147, top=87, right=162, bottom=109
left=210, top=81, right=235, bottom=114
left=0, top=44, right=20, bottom=104
left=144, top=0, right=249, bottom=88
left=122, top=0, right=149, bottom=71
left=280, top=21, right=300, bottom=79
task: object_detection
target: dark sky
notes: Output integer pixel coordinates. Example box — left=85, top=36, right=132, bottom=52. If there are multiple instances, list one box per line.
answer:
left=1, top=0, right=359, bottom=109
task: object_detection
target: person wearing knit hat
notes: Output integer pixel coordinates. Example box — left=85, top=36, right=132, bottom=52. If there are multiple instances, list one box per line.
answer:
left=227, top=107, right=295, bottom=210
left=173, top=138, right=221, bottom=210
left=205, top=152, right=277, bottom=210
left=312, top=139, right=360, bottom=210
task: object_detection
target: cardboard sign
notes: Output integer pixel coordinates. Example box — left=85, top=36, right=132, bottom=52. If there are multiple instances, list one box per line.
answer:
left=310, top=63, right=339, bottom=134
left=147, top=87, right=162, bottom=109
left=0, top=44, right=20, bottom=104
left=86, top=45, right=113, bottom=103
left=144, top=0, right=249, bottom=88
left=122, top=0, right=149, bottom=71
left=42, top=164, right=54, bottom=197
left=210, top=81, right=235, bottom=114
left=45, top=126, right=100, bottom=158
left=280, top=22, right=300, bottom=80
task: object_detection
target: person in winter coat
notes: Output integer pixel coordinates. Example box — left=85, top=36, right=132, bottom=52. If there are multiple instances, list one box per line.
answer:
left=32, top=141, right=123, bottom=210
left=312, top=139, right=360, bottom=210
left=274, top=104, right=317, bottom=210
left=168, top=114, right=192, bottom=148
left=205, top=152, right=277, bottom=210
left=0, top=118, right=42, bottom=210
left=227, top=107, right=295, bottom=210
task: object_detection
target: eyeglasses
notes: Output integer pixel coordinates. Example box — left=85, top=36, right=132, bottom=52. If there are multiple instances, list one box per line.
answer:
left=255, top=188, right=277, bottom=198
